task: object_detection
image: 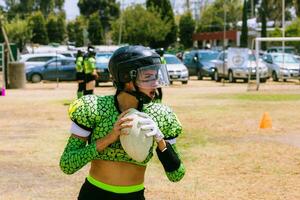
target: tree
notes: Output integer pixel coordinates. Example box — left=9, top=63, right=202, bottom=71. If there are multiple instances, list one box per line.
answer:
left=296, top=0, right=300, bottom=17
left=5, top=17, right=32, bottom=51
left=78, top=0, right=120, bottom=32
left=88, top=12, right=104, bottom=45
left=146, top=0, right=177, bottom=48
left=259, top=0, right=267, bottom=50
left=179, top=12, right=195, bottom=49
left=38, top=0, right=55, bottom=17
left=5, top=0, right=65, bottom=19
left=27, top=11, right=48, bottom=44
left=240, top=0, right=248, bottom=47
left=111, top=5, right=171, bottom=47
left=74, top=17, right=85, bottom=47
left=285, top=18, right=300, bottom=52
left=67, top=21, right=76, bottom=43
left=197, top=0, right=242, bottom=33
left=46, top=12, right=66, bottom=43
left=56, top=13, right=67, bottom=43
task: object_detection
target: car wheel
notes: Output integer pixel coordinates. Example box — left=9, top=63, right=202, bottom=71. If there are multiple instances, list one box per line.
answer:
left=197, top=70, right=203, bottom=80
left=272, top=71, right=278, bottom=82
left=283, top=79, right=287, bottom=82
left=214, top=70, right=221, bottom=82
left=170, top=81, right=173, bottom=85
left=182, top=81, right=188, bottom=84
left=31, top=74, right=42, bottom=83
left=228, top=71, right=236, bottom=83
left=243, top=78, right=249, bottom=83
left=95, top=80, right=99, bottom=87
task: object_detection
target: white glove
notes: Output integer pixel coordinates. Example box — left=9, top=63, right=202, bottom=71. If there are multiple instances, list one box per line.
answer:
left=136, top=112, right=164, bottom=142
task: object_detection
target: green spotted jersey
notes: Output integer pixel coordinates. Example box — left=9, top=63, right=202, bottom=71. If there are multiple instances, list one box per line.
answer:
left=60, top=95, right=185, bottom=182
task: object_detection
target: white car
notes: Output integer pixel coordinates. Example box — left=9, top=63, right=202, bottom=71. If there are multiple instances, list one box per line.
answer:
left=213, top=51, right=269, bottom=83
left=19, top=53, right=66, bottom=69
left=164, top=54, right=189, bottom=84
left=263, top=53, right=300, bottom=81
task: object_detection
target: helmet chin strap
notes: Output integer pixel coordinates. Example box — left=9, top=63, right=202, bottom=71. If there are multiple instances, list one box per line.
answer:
left=126, top=83, right=152, bottom=111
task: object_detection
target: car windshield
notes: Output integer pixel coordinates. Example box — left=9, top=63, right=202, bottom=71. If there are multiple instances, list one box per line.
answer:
left=199, top=52, right=219, bottom=61
left=273, top=54, right=299, bottom=63
left=249, top=54, right=256, bottom=61
left=96, top=53, right=112, bottom=63
left=165, top=56, right=181, bottom=64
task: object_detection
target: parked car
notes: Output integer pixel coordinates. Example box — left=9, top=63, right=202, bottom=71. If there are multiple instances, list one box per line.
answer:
left=59, top=51, right=77, bottom=58
left=164, top=54, right=189, bottom=84
left=262, top=53, right=300, bottom=81
left=183, top=50, right=219, bottom=80
left=266, top=46, right=297, bottom=54
left=26, top=57, right=76, bottom=83
left=20, top=53, right=66, bottom=69
left=213, top=51, right=269, bottom=83
left=95, top=52, right=112, bottom=86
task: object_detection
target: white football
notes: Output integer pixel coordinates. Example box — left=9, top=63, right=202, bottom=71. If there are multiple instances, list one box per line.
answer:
left=120, top=109, right=153, bottom=162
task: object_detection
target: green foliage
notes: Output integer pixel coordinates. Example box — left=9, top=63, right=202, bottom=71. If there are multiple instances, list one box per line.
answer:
left=240, top=0, right=248, bottom=47
left=67, top=21, right=76, bottom=43
left=78, top=0, right=120, bottom=31
left=285, top=18, right=300, bottom=52
left=39, top=0, right=55, bottom=17
left=73, top=17, right=85, bottom=47
left=146, top=0, right=177, bottom=48
left=46, top=13, right=67, bottom=43
left=197, top=0, right=242, bottom=33
left=27, top=11, right=48, bottom=44
left=179, top=12, right=195, bottom=49
left=5, top=0, right=65, bottom=19
left=296, top=0, right=300, bottom=17
left=88, top=12, right=104, bottom=45
left=5, top=18, right=32, bottom=51
left=111, top=5, right=171, bottom=47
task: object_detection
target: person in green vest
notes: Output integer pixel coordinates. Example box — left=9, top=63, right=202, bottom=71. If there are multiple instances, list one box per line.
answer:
left=83, top=48, right=97, bottom=95
left=75, top=50, right=85, bottom=98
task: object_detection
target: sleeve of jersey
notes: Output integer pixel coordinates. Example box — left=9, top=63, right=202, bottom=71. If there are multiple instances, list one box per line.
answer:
left=60, top=136, right=99, bottom=175
left=164, top=144, right=186, bottom=182
left=68, top=95, right=98, bottom=131
left=159, top=107, right=185, bottom=182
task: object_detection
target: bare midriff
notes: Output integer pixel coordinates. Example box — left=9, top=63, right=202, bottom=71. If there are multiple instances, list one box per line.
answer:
left=90, top=160, right=146, bottom=186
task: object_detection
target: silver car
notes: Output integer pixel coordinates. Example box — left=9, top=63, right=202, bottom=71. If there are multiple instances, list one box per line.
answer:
left=213, top=51, right=269, bottom=83
left=262, top=53, right=300, bottom=81
left=164, top=54, right=189, bottom=84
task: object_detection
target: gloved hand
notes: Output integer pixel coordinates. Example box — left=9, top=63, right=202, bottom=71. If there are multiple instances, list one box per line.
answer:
left=136, top=112, right=164, bottom=142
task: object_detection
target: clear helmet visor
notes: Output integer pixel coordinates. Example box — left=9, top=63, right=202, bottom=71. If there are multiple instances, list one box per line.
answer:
left=135, top=64, right=170, bottom=89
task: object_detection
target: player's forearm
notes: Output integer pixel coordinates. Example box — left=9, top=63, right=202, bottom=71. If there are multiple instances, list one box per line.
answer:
left=156, top=142, right=185, bottom=182
left=59, top=136, right=98, bottom=174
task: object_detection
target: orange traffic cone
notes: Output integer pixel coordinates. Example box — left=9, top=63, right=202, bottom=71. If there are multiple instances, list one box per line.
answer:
left=259, top=112, right=272, bottom=129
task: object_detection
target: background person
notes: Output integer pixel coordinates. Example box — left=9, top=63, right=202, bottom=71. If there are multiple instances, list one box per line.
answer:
left=60, top=45, right=185, bottom=200
left=75, top=50, right=85, bottom=98
left=83, top=47, right=97, bottom=95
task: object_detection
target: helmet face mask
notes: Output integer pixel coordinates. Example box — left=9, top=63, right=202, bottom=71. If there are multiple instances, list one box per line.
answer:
left=135, top=64, right=169, bottom=89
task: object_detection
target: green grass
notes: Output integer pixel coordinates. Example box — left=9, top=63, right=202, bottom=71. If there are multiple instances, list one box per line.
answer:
left=204, top=93, right=300, bottom=102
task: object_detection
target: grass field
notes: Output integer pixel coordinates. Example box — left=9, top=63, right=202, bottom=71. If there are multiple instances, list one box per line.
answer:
left=0, top=79, right=300, bottom=200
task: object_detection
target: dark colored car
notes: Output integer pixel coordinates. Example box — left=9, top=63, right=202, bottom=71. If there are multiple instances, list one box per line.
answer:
left=26, top=57, right=76, bottom=83
left=183, top=50, right=219, bottom=80
left=95, top=52, right=112, bottom=86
